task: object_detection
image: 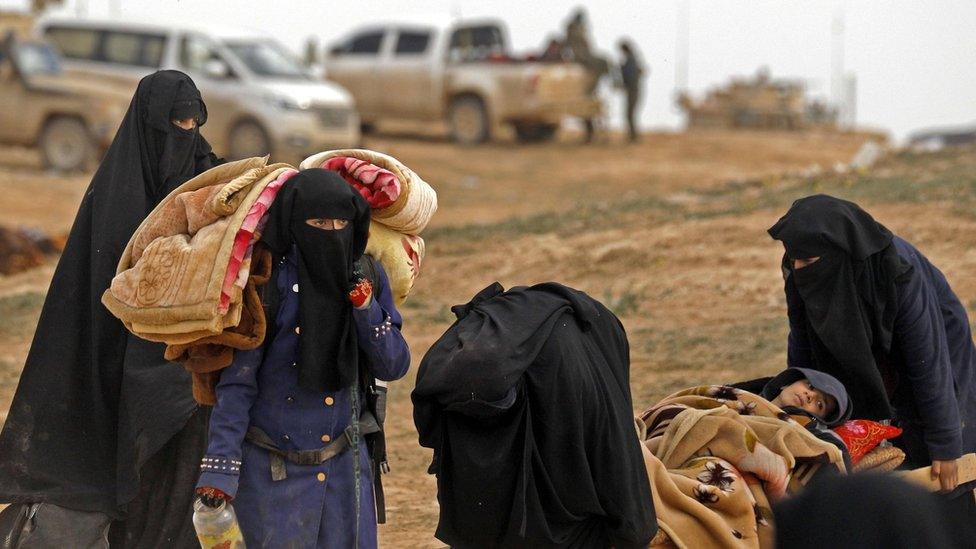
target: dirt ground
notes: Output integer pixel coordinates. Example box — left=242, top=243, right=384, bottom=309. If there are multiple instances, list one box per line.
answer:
left=3, top=130, right=974, bottom=546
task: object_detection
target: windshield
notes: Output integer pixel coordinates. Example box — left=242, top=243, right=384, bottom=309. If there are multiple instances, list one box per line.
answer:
left=223, top=40, right=308, bottom=80
left=18, top=43, right=62, bottom=75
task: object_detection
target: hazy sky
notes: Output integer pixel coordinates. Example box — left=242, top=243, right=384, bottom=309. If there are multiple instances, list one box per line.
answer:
left=6, top=0, right=975, bottom=140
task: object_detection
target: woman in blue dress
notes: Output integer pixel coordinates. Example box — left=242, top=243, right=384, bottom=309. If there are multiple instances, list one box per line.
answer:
left=194, top=169, right=410, bottom=548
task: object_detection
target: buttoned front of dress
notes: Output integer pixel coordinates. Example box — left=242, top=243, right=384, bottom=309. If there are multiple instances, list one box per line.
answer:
left=197, top=247, right=410, bottom=548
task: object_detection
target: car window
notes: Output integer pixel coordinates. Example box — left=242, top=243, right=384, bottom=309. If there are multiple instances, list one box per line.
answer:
left=102, top=32, right=143, bottom=65
left=180, top=34, right=221, bottom=72
left=45, top=27, right=101, bottom=60
left=224, top=40, right=307, bottom=80
left=17, top=43, right=62, bottom=75
left=142, top=35, right=165, bottom=67
left=394, top=31, right=430, bottom=55
left=347, top=31, right=384, bottom=55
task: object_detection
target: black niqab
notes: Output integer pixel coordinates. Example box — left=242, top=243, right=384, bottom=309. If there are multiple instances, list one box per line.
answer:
left=769, top=194, right=912, bottom=420
left=138, top=71, right=214, bottom=203
left=260, top=169, right=371, bottom=392
left=0, top=70, right=219, bottom=517
left=413, top=282, right=657, bottom=548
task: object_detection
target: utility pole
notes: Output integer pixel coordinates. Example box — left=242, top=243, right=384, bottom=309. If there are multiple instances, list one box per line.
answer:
left=830, top=9, right=846, bottom=125
left=675, top=0, right=690, bottom=93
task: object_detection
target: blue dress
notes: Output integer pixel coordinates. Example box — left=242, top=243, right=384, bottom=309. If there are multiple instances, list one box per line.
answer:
left=196, top=249, right=410, bottom=548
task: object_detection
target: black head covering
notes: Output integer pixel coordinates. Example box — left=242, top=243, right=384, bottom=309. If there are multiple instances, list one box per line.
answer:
left=774, top=473, right=966, bottom=549
left=136, top=70, right=215, bottom=203
left=413, top=282, right=657, bottom=548
left=261, top=168, right=371, bottom=392
left=769, top=195, right=912, bottom=420
left=0, top=71, right=220, bottom=517
left=762, top=367, right=853, bottom=426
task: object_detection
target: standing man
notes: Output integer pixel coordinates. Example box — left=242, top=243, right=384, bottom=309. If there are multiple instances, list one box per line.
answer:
left=619, top=39, right=645, bottom=143
left=564, top=8, right=608, bottom=143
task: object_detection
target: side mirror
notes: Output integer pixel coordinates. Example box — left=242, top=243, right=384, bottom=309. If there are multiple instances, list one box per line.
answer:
left=203, top=59, right=230, bottom=79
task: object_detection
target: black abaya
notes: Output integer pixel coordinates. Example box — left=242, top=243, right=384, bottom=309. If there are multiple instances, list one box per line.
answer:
left=0, top=71, right=219, bottom=544
left=413, top=283, right=656, bottom=548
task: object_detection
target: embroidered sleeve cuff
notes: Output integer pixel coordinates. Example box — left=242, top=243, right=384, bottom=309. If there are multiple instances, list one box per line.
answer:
left=196, top=471, right=240, bottom=500
left=368, top=314, right=394, bottom=340
left=360, top=297, right=385, bottom=325
left=199, top=455, right=242, bottom=474
left=354, top=301, right=393, bottom=339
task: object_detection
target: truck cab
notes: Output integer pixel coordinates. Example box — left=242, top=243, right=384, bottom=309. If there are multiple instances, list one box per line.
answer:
left=325, top=19, right=600, bottom=144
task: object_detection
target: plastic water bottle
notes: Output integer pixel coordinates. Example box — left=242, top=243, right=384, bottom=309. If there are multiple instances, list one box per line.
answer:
left=192, top=498, right=246, bottom=549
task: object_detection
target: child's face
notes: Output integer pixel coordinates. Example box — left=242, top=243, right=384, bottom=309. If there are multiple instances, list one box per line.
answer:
left=771, top=378, right=837, bottom=419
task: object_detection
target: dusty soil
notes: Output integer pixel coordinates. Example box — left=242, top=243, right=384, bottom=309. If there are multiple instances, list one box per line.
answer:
left=4, top=130, right=974, bottom=547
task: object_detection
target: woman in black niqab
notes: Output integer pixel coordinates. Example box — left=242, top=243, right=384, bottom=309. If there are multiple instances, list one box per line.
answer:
left=769, top=194, right=976, bottom=507
left=0, top=70, right=220, bottom=547
left=768, top=194, right=912, bottom=420
left=259, top=168, right=372, bottom=392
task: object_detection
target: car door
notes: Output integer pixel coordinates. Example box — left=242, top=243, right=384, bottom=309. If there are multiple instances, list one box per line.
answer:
left=324, top=29, right=387, bottom=121
left=381, top=27, right=440, bottom=119
left=0, top=45, right=32, bottom=143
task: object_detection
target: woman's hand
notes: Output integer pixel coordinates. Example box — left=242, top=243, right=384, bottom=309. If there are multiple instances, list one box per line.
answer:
left=348, top=278, right=373, bottom=310
left=931, top=459, right=959, bottom=492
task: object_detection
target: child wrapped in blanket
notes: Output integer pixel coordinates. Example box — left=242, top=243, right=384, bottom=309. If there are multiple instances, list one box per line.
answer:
left=752, top=367, right=854, bottom=468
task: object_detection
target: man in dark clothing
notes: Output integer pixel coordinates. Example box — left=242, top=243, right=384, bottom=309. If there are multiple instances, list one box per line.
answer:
left=618, top=39, right=645, bottom=143
left=0, top=71, right=220, bottom=548
left=565, top=8, right=608, bottom=144
left=412, top=282, right=657, bottom=548
left=769, top=194, right=976, bottom=524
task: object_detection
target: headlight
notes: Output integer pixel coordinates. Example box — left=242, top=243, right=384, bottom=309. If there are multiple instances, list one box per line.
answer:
left=264, top=94, right=310, bottom=111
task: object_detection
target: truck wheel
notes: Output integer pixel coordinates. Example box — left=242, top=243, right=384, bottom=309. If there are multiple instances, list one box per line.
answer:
left=449, top=96, right=489, bottom=145
left=514, top=122, right=559, bottom=143
left=229, top=120, right=272, bottom=160
left=40, top=117, right=92, bottom=172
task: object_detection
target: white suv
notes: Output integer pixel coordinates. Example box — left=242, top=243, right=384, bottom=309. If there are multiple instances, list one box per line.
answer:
left=38, top=18, right=361, bottom=163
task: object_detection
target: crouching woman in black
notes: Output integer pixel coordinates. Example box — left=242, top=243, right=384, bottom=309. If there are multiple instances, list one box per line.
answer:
left=768, top=194, right=976, bottom=528
left=412, top=282, right=657, bottom=548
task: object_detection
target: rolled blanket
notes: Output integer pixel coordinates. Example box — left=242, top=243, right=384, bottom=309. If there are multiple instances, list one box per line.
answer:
left=300, top=148, right=437, bottom=234
left=365, top=221, right=425, bottom=305
left=102, top=157, right=297, bottom=344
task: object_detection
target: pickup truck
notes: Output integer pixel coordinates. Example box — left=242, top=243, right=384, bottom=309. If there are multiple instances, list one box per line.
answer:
left=324, top=19, right=601, bottom=144
left=0, top=33, right=130, bottom=171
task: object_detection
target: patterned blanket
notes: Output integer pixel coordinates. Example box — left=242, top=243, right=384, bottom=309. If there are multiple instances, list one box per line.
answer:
left=639, top=385, right=846, bottom=548
left=102, top=157, right=296, bottom=344
left=301, top=148, right=438, bottom=234
left=365, top=221, right=424, bottom=305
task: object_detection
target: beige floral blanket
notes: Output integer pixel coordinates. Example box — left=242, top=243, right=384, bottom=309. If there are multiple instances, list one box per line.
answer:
left=639, top=385, right=846, bottom=548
